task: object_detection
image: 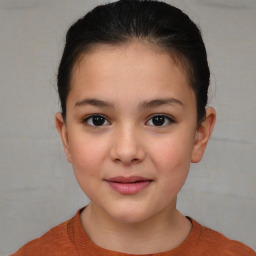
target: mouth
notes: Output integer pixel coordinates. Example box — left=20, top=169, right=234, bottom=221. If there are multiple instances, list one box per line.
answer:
left=104, top=176, right=153, bottom=195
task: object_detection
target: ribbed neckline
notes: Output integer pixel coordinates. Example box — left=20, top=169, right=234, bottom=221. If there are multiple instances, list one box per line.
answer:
left=67, top=207, right=202, bottom=255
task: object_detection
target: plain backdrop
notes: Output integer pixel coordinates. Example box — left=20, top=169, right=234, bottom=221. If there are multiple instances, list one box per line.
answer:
left=0, top=0, right=255, bottom=255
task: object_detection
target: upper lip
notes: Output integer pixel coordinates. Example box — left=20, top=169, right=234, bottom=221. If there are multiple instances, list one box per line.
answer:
left=105, top=176, right=153, bottom=183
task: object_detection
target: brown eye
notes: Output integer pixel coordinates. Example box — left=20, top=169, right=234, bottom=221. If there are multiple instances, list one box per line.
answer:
left=84, top=115, right=110, bottom=127
left=146, top=115, right=174, bottom=127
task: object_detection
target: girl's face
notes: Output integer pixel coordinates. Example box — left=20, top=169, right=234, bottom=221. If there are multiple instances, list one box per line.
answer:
left=56, top=42, right=214, bottom=223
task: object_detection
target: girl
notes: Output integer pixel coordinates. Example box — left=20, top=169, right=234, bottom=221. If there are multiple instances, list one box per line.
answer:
left=12, top=0, right=255, bottom=255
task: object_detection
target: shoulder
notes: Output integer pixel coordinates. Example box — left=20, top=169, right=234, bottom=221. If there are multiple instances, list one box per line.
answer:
left=10, top=217, right=77, bottom=256
left=191, top=218, right=256, bottom=256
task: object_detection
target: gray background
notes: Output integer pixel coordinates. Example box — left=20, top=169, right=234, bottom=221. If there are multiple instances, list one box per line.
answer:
left=0, top=0, right=255, bottom=255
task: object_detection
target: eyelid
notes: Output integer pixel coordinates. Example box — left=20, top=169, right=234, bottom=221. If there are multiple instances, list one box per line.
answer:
left=82, top=114, right=111, bottom=127
left=81, top=113, right=175, bottom=127
left=146, top=114, right=176, bottom=127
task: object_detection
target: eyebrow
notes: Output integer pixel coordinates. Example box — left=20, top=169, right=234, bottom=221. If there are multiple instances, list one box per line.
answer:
left=75, top=98, right=114, bottom=108
left=75, top=98, right=183, bottom=108
left=139, top=98, right=184, bottom=108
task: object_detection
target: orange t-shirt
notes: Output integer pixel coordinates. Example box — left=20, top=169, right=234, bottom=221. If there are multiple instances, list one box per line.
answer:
left=11, top=207, right=255, bottom=256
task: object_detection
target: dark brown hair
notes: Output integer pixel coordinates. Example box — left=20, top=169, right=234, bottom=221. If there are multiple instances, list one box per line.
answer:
left=57, top=0, right=210, bottom=123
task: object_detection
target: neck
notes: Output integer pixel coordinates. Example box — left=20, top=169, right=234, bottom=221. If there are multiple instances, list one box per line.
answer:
left=80, top=202, right=192, bottom=254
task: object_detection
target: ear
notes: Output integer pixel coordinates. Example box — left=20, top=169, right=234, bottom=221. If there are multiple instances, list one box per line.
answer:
left=191, top=107, right=216, bottom=163
left=55, top=112, right=72, bottom=162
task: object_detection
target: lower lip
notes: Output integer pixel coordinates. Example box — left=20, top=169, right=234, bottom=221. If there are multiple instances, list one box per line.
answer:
left=106, top=181, right=152, bottom=195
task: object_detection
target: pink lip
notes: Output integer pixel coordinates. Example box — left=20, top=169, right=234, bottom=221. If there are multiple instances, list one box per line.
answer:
left=105, top=176, right=153, bottom=195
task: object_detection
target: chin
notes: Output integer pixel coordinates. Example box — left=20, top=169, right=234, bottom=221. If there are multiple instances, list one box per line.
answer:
left=113, top=211, right=149, bottom=223
left=105, top=203, right=155, bottom=224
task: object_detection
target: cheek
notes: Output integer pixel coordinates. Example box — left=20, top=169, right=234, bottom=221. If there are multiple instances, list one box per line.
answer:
left=149, top=137, right=193, bottom=198
left=69, top=132, right=109, bottom=177
left=145, top=140, right=190, bottom=212
left=148, top=131, right=195, bottom=176
left=68, top=134, right=110, bottom=200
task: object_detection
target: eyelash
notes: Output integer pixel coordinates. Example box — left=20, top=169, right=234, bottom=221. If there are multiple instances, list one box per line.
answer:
left=146, top=114, right=175, bottom=127
left=82, top=114, right=110, bottom=127
left=82, top=114, right=175, bottom=128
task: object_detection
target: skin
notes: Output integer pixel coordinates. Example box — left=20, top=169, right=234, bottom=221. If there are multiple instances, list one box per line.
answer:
left=56, top=42, right=216, bottom=254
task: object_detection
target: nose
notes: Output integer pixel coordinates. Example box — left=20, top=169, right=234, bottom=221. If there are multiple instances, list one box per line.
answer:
left=109, top=125, right=146, bottom=166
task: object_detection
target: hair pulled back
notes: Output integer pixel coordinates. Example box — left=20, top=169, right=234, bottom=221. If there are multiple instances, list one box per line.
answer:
left=57, top=0, right=210, bottom=123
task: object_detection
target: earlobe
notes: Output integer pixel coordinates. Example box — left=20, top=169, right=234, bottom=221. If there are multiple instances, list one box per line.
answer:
left=55, top=112, right=72, bottom=162
left=191, top=107, right=216, bottom=163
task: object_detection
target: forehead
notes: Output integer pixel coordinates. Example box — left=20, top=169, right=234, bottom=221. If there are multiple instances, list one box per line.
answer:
left=69, top=42, right=195, bottom=107
left=72, top=41, right=190, bottom=82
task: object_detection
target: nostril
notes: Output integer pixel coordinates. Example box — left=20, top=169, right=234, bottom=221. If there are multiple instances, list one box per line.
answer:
left=131, top=158, right=140, bottom=163
left=109, top=138, right=146, bottom=165
left=113, top=157, right=141, bottom=166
